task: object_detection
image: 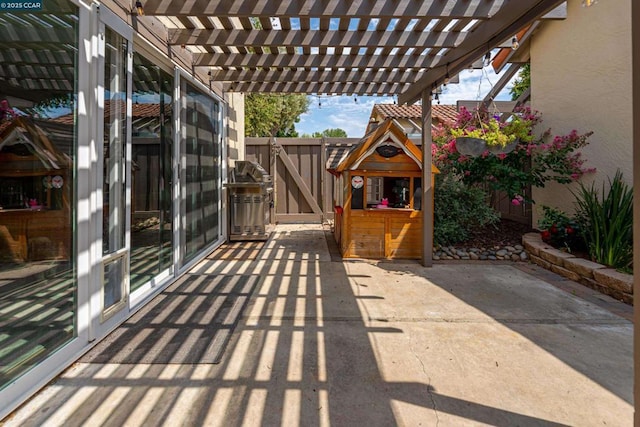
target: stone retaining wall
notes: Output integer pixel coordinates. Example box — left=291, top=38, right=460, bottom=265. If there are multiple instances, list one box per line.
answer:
left=522, top=233, right=633, bottom=305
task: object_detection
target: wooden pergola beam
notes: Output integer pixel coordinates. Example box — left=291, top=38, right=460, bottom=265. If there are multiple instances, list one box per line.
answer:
left=210, top=68, right=423, bottom=85
left=169, top=28, right=468, bottom=49
left=196, top=52, right=440, bottom=69
left=141, top=0, right=499, bottom=19
left=223, top=81, right=409, bottom=96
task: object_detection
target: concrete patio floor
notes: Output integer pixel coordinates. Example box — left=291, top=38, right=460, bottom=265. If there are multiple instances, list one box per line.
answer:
left=3, top=224, right=633, bottom=426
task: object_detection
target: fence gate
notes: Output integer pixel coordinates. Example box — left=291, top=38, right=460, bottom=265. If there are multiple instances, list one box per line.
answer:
left=245, top=137, right=359, bottom=223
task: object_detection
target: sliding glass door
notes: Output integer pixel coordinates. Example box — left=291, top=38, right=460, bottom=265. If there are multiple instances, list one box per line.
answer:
left=180, top=81, right=223, bottom=266
left=0, top=0, right=79, bottom=390
left=129, top=53, right=174, bottom=292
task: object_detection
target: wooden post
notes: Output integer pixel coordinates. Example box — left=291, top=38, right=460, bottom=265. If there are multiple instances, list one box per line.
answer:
left=632, top=0, right=640, bottom=422
left=270, top=137, right=277, bottom=224
left=421, top=91, right=433, bottom=267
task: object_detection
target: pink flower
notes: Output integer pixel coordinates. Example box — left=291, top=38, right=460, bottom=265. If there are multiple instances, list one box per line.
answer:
left=497, top=153, right=507, bottom=160
left=511, top=194, right=524, bottom=205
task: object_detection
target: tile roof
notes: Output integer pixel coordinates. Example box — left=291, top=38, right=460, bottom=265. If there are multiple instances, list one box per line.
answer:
left=50, top=101, right=173, bottom=126
left=372, top=104, right=458, bottom=125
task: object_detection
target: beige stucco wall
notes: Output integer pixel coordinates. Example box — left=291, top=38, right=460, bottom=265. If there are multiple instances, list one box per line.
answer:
left=225, top=92, right=245, bottom=167
left=530, top=0, right=632, bottom=225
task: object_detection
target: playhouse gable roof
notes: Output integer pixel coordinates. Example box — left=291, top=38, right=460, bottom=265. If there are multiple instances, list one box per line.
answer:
left=330, top=119, right=424, bottom=175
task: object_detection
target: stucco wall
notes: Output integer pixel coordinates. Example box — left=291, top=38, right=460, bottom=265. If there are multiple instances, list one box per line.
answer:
left=530, top=0, right=632, bottom=225
left=225, top=92, right=245, bottom=167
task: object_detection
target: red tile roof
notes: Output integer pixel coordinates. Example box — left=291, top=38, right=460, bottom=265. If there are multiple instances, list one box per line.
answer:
left=372, top=104, right=458, bottom=125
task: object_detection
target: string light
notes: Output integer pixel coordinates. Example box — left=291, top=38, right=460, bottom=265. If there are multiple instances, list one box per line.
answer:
left=511, top=36, right=519, bottom=50
left=582, top=0, right=597, bottom=6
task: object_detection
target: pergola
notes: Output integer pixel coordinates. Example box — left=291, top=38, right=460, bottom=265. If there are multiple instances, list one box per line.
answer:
left=141, top=0, right=568, bottom=266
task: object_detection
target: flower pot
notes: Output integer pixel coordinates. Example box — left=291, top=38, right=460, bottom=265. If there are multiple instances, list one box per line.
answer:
left=455, top=137, right=487, bottom=156
left=456, top=137, right=518, bottom=156
left=487, top=140, right=518, bottom=154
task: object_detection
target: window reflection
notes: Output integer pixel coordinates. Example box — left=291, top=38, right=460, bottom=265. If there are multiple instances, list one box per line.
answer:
left=181, top=83, right=221, bottom=264
left=129, top=53, right=174, bottom=291
left=0, top=1, right=78, bottom=390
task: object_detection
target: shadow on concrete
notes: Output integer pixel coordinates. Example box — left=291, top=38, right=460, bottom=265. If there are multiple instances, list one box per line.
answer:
left=7, top=227, right=582, bottom=426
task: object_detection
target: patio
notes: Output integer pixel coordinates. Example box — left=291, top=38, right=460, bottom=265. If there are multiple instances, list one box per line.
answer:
left=4, top=224, right=632, bottom=426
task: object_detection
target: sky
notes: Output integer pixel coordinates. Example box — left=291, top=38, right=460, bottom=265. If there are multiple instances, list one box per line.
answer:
left=296, top=66, right=518, bottom=137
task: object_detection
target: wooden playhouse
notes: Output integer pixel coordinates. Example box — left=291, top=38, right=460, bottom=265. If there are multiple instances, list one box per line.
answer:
left=328, top=119, right=438, bottom=259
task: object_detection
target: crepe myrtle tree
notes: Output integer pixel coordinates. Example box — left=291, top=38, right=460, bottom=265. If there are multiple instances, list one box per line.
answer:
left=432, top=106, right=595, bottom=204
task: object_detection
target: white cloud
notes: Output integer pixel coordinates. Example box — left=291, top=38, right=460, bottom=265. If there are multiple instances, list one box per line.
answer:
left=298, top=94, right=392, bottom=137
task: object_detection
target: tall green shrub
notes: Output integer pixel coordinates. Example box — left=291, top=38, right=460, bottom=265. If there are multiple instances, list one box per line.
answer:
left=434, top=176, right=500, bottom=246
left=573, top=171, right=633, bottom=270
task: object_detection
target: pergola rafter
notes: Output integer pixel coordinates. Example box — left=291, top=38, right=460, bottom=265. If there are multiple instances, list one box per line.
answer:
left=141, top=0, right=500, bottom=19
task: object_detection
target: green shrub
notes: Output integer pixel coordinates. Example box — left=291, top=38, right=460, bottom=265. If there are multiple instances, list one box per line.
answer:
left=434, top=176, right=500, bottom=246
left=573, top=170, right=633, bottom=270
left=537, top=205, right=585, bottom=252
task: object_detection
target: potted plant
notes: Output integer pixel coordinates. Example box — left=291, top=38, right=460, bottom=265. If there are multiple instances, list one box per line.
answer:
left=451, top=107, right=534, bottom=156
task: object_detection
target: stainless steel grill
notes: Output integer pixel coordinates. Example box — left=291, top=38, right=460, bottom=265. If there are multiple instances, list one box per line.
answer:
left=225, top=161, right=273, bottom=241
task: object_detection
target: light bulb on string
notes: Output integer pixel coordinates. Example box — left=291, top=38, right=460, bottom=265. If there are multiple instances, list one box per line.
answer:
left=483, top=51, right=491, bottom=67
left=511, top=36, right=519, bottom=50
left=582, top=0, right=597, bottom=6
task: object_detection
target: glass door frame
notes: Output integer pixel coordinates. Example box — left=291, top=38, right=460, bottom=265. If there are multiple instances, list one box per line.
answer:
left=90, top=5, right=134, bottom=338
left=0, top=0, right=93, bottom=418
left=175, top=67, right=227, bottom=274
left=127, top=39, right=178, bottom=310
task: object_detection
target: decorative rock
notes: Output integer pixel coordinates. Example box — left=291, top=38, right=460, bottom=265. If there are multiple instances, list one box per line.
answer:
left=456, top=250, right=467, bottom=257
left=511, top=254, right=520, bottom=261
left=433, top=255, right=440, bottom=260
left=480, top=255, right=488, bottom=260
left=470, top=252, right=479, bottom=260
left=520, top=251, right=529, bottom=261
left=505, top=246, right=516, bottom=252
left=496, top=249, right=508, bottom=257
left=488, top=255, right=497, bottom=260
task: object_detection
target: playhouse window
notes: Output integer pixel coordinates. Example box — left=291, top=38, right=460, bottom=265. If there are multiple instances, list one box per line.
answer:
left=365, top=176, right=412, bottom=209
